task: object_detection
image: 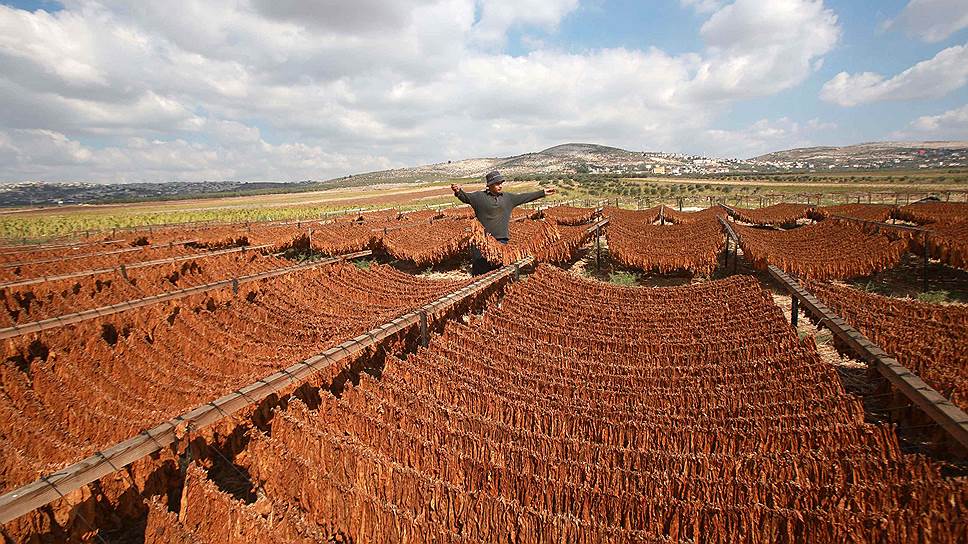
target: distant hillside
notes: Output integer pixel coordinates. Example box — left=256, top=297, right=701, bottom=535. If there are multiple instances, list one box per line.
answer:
left=340, top=140, right=968, bottom=185
left=339, top=143, right=712, bottom=184
left=751, top=141, right=968, bottom=168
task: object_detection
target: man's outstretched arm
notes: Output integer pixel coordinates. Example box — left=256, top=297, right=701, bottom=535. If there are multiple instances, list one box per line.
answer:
left=451, top=183, right=471, bottom=204
left=510, top=187, right=556, bottom=206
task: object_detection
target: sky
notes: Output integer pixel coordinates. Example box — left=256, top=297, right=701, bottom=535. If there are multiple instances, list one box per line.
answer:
left=0, top=0, right=966, bottom=183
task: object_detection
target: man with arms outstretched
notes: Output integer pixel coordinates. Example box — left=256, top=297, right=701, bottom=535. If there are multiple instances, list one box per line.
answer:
left=451, top=170, right=556, bottom=275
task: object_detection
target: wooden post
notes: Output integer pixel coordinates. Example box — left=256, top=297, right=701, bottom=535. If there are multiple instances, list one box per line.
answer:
left=733, top=240, right=739, bottom=274
left=419, top=311, right=428, bottom=347
left=722, top=235, right=729, bottom=269
left=791, top=295, right=799, bottom=329
left=595, top=225, right=602, bottom=271
left=923, top=232, right=929, bottom=293
left=119, top=264, right=129, bottom=283
left=232, top=278, right=239, bottom=296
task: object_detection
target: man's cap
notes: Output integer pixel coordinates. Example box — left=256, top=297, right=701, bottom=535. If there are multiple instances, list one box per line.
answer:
left=485, top=171, right=505, bottom=186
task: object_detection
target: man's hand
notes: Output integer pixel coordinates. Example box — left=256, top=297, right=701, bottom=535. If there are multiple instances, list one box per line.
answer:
left=451, top=183, right=463, bottom=195
left=543, top=187, right=557, bottom=196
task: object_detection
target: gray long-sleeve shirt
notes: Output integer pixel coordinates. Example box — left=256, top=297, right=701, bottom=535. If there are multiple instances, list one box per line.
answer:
left=455, top=189, right=546, bottom=240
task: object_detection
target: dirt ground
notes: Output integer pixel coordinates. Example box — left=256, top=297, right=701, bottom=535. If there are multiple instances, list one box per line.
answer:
left=844, top=253, right=968, bottom=303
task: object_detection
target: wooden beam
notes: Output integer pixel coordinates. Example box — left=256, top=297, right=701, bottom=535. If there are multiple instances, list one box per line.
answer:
left=0, top=256, right=530, bottom=524
left=717, top=215, right=740, bottom=243
left=720, top=204, right=741, bottom=221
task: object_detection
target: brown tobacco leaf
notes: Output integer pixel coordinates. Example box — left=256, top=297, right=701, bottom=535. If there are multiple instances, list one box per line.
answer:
left=735, top=221, right=908, bottom=280
left=441, top=206, right=476, bottom=220
left=216, top=265, right=967, bottom=543
left=808, top=203, right=895, bottom=223
left=541, top=205, right=597, bottom=226
left=0, top=252, right=291, bottom=326
left=533, top=224, right=597, bottom=263
left=469, top=219, right=561, bottom=265
left=895, top=202, right=968, bottom=225
left=730, top=203, right=815, bottom=228
left=0, top=263, right=473, bottom=495
left=926, top=220, right=968, bottom=270
left=380, top=219, right=472, bottom=266
left=603, top=205, right=661, bottom=224
left=606, top=214, right=725, bottom=275
left=660, top=204, right=727, bottom=224
left=176, top=463, right=331, bottom=543
left=807, top=279, right=968, bottom=411
left=400, top=209, right=443, bottom=223
left=144, top=499, right=199, bottom=544
left=308, top=223, right=377, bottom=255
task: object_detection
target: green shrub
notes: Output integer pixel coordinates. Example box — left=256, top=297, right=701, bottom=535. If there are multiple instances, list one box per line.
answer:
left=859, top=280, right=892, bottom=295
left=609, top=271, right=637, bottom=286
left=917, top=290, right=951, bottom=304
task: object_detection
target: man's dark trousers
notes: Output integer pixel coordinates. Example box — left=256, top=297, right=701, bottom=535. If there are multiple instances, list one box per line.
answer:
left=470, top=238, right=507, bottom=276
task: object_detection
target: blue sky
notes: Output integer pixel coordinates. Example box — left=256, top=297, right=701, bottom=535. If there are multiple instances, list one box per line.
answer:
left=0, top=0, right=966, bottom=182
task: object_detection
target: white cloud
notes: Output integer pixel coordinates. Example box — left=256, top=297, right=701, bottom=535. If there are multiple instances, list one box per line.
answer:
left=702, top=116, right=838, bottom=158
left=249, top=0, right=438, bottom=34
left=686, top=0, right=840, bottom=100
left=885, top=0, right=968, bottom=43
left=472, top=0, right=580, bottom=47
left=0, top=128, right=395, bottom=182
left=820, top=43, right=968, bottom=106
left=806, top=118, right=838, bottom=131
left=899, top=104, right=968, bottom=140
left=0, top=0, right=842, bottom=182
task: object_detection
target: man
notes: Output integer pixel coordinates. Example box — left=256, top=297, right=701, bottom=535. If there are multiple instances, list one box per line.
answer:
left=451, top=170, right=556, bottom=275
